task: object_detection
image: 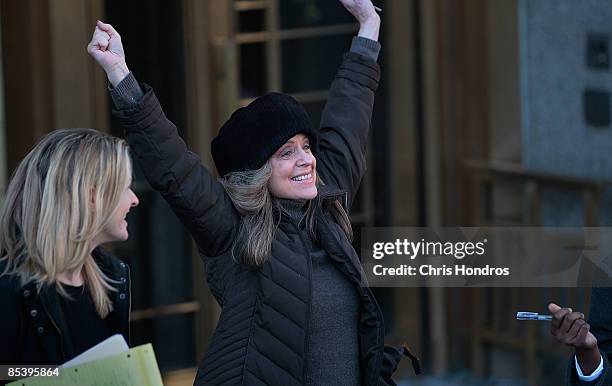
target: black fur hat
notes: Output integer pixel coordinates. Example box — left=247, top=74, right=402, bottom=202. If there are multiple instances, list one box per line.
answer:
left=211, top=93, right=318, bottom=177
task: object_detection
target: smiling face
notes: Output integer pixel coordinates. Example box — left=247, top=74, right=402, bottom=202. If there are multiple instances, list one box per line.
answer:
left=268, top=134, right=317, bottom=200
left=95, top=185, right=139, bottom=245
left=106, top=186, right=139, bottom=241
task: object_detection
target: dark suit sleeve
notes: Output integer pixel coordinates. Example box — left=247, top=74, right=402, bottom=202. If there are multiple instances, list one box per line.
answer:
left=567, top=287, right=612, bottom=386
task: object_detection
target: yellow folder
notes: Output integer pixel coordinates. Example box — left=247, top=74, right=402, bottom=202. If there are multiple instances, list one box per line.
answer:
left=7, top=344, right=163, bottom=386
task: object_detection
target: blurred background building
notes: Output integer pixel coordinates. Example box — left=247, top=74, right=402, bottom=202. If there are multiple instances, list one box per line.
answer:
left=1, top=0, right=611, bottom=385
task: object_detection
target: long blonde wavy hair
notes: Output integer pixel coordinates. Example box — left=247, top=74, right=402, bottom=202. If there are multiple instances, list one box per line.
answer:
left=0, top=128, right=132, bottom=318
left=219, top=161, right=352, bottom=267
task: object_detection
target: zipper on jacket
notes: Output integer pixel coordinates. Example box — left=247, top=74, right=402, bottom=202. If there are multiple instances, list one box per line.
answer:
left=40, top=296, right=66, bottom=360
left=289, top=220, right=313, bottom=384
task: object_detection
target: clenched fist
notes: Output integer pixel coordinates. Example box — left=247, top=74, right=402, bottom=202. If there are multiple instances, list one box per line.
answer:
left=338, top=0, right=380, bottom=41
left=87, top=21, right=129, bottom=87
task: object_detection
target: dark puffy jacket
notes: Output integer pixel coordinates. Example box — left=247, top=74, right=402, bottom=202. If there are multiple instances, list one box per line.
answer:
left=114, top=52, right=404, bottom=385
left=0, top=248, right=130, bottom=370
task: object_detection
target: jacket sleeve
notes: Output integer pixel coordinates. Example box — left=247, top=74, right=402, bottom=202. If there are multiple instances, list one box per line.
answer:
left=316, top=51, right=380, bottom=211
left=0, top=279, right=22, bottom=364
left=112, top=84, right=239, bottom=259
left=567, top=287, right=612, bottom=386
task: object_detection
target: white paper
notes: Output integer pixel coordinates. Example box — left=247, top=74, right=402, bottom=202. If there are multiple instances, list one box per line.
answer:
left=61, top=333, right=129, bottom=368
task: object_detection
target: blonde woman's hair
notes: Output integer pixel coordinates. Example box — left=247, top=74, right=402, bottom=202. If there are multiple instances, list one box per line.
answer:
left=219, top=161, right=352, bottom=267
left=0, top=128, right=132, bottom=318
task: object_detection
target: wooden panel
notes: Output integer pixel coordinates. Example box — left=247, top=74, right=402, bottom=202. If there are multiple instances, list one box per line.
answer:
left=437, top=0, right=490, bottom=225
left=208, top=0, right=238, bottom=126
left=1, top=0, right=53, bottom=173
left=49, top=0, right=94, bottom=128
left=86, top=0, right=109, bottom=134
left=1, top=0, right=106, bottom=174
left=384, top=0, right=424, bottom=376
left=265, top=0, right=280, bottom=91
left=422, top=0, right=443, bottom=228
left=387, top=0, right=418, bottom=227
left=183, top=0, right=218, bottom=361
left=487, top=0, right=521, bottom=164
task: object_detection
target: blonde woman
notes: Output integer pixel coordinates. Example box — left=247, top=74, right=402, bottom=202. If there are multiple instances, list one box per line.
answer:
left=0, top=129, right=139, bottom=366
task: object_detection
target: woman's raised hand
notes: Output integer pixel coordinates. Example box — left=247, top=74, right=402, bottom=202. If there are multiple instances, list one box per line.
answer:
left=339, top=0, right=380, bottom=41
left=87, top=21, right=129, bottom=87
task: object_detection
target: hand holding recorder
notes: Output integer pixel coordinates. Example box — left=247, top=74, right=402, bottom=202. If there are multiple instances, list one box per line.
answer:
left=548, top=303, right=601, bottom=376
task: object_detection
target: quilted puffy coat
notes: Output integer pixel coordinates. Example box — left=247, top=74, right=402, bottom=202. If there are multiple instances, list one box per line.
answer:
left=114, top=52, right=406, bottom=385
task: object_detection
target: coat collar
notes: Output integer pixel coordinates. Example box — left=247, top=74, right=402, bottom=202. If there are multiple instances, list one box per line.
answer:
left=17, top=247, right=130, bottom=360
left=317, top=185, right=348, bottom=210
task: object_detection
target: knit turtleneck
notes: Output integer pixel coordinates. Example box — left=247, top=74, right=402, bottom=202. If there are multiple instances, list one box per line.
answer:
left=276, top=198, right=308, bottom=225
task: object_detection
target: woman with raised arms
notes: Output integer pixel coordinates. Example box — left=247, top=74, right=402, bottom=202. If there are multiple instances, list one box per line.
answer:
left=88, top=1, right=415, bottom=384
